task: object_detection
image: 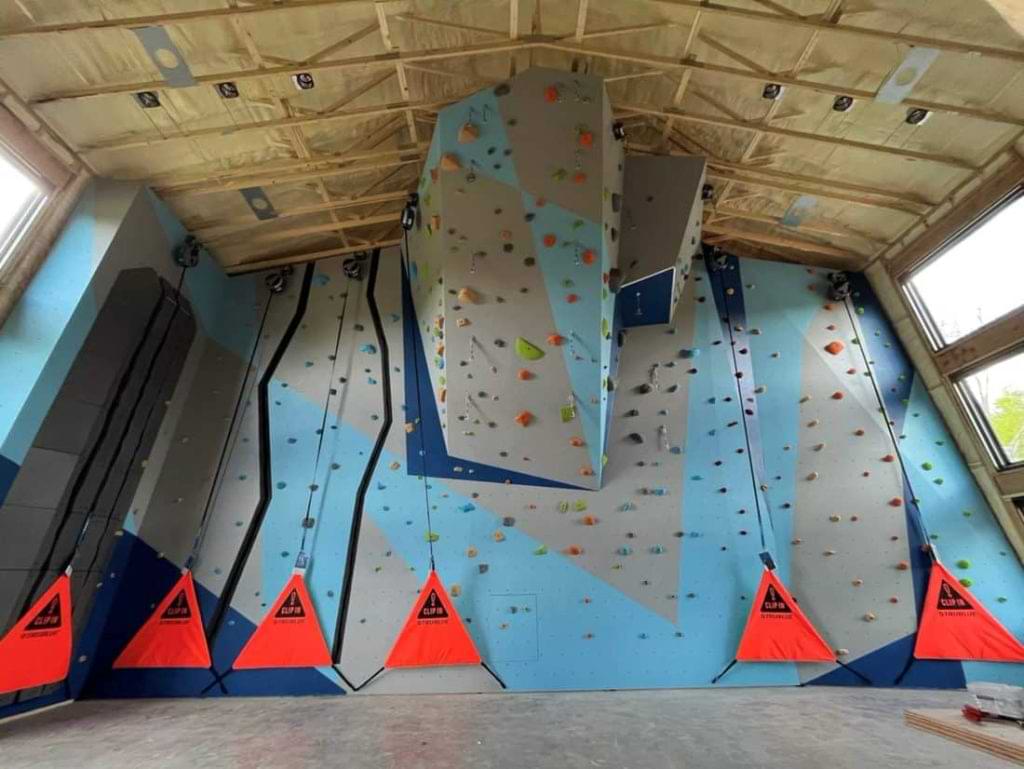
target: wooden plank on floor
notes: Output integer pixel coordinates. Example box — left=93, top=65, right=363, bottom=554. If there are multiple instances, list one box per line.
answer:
left=905, top=709, right=1024, bottom=765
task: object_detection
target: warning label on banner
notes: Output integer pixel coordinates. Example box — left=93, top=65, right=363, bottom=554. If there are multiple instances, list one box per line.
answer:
left=914, top=561, right=1024, bottom=662
left=0, top=574, right=73, bottom=694
left=417, top=590, right=449, bottom=621
left=735, top=568, right=834, bottom=662
left=385, top=571, right=481, bottom=669
left=275, top=589, right=306, bottom=619
left=113, top=571, right=211, bottom=669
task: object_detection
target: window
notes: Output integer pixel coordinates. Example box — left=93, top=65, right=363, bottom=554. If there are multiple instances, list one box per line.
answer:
left=904, top=187, right=1024, bottom=347
left=958, top=348, right=1024, bottom=468
left=0, top=150, right=46, bottom=271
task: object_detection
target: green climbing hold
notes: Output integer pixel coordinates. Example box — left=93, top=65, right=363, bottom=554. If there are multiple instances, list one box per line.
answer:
left=921, top=462, right=933, bottom=471
left=955, top=559, right=971, bottom=569
left=602, top=317, right=610, bottom=337
left=573, top=499, right=588, bottom=512
left=558, top=501, right=569, bottom=513
left=425, top=531, right=440, bottom=543
left=998, top=596, right=1008, bottom=603
left=515, top=336, right=545, bottom=361
left=534, top=545, right=548, bottom=555
left=959, top=578, right=973, bottom=587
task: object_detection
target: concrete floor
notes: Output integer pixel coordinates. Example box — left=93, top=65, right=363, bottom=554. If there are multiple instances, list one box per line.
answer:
left=0, top=688, right=1010, bottom=769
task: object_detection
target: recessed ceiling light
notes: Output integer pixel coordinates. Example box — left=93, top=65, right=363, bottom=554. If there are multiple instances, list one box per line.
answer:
left=762, top=83, right=784, bottom=100
left=292, top=72, right=315, bottom=91
left=702, top=183, right=715, bottom=201
left=832, top=95, right=854, bottom=112
left=905, top=107, right=931, bottom=125
left=135, top=91, right=161, bottom=109
left=216, top=81, right=240, bottom=99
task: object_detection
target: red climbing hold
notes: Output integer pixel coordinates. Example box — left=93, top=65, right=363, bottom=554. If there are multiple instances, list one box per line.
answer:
left=566, top=293, right=579, bottom=303
left=824, top=341, right=844, bottom=355
left=831, top=391, right=844, bottom=400
left=515, top=410, right=534, bottom=427
left=113, top=570, right=211, bottom=669
left=232, top=571, right=332, bottom=670
left=914, top=561, right=1024, bottom=662
left=581, top=249, right=596, bottom=265
left=572, top=171, right=587, bottom=184
left=578, top=130, right=594, bottom=148
left=0, top=573, right=72, bottom=695
left=385, top=570, right=481, bottom=668
left=889, top=497, right=904, bottom=507
left=544, top=85, right=560, bottom=103
left=882, top=454, right=896, bottom=463
left=517, top=369, right=533, bottom=381
left=735, top=568, right=834, bottom=662
left=569, top=436, right=585, bottom=447
left=547, top=333, right=565, bottom=346
left=543, top=233, right=557, bottom=247
left=563, top=545, right=585, bottom=556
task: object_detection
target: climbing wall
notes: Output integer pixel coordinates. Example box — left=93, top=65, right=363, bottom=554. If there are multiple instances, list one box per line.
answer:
left=407, top=68, right=623, bottom=490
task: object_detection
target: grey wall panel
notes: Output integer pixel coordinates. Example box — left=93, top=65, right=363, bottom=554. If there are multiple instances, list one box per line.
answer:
left=3, top=449, right=79, bottom=510
left=0, top=506, right=59, bottom=570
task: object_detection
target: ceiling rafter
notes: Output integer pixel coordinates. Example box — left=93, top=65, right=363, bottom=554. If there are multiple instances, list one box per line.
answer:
left=374, top=1, right=418, bottom=145
left=702, top=221, right=861, bottom=260
left=225, top=237, right=404, bottom=275
left=208, top=211, right=401, bottom=246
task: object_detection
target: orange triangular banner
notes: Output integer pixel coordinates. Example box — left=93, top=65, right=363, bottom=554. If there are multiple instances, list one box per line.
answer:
left=232, top=572, right=331, bottom=669
left=384, top=570, right=481, bottom=668
left=913, top=561, right=1024, bottom=662
left=736, top=568, right=834, bottom=662
left=113, top=571, right=211, bottom=669
left=0, top=574, right=73, bottom=694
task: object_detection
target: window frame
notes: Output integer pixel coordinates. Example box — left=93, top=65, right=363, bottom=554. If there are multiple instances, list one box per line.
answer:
left=0, top=154, right=49, bottom=273
left=953, top=345, right=1024, bottom=471
left=903, top=183, right=1024, bottom=351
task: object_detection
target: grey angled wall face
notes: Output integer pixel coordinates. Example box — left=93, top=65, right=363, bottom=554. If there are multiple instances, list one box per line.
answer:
left=0, top=268, right=195, bottom=707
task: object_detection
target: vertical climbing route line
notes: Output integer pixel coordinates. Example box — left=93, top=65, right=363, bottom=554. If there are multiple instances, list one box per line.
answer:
left=187, top=293, right=275, bottom=569
left=331, top=248, right=392, bottom=669
left=402, top=229, right=436, bottom=571
left=708, top=258, right=772, bottom=553
left=205, top=263, right=314, bottom=648
left=841, top=298, right=935, bottom=550
left=298, top=265, right=351, bottom=556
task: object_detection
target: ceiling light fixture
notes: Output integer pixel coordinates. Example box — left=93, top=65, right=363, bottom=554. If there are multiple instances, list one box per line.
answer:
left=905, top=107, right=931, bottom=125
left=832, top=95, right=854, bottom=112
left=134, top=91, right=161, bottom=109
left=761, top=83, right=784, bottom=100
left=292, top=72, right=315, bottom=91
left=216, top=81, right=240, bottom=99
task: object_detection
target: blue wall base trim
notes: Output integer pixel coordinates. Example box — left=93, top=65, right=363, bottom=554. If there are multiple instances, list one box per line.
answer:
left=809, top=634, right=966, bottom=689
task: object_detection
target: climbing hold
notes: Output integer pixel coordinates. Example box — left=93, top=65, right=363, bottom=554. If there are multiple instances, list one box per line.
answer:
left=544, top=84, right=560, bottom=102
left=580, top=248, right=596, bottom=265
left=514, top=410, right=534, bottom=427
left=458, top=122, right=480, bottom=143
left=864, top=612, right=876, bottom=622
left=888, top=497, right=903, bottom=507
left=824, top=341, right=845, bottom=355
left=896, top=560, right=910, bottom=571
left=563, top=545, right=584, bottom=556
left=578, top=129, right=594, bottom=148
left=650, top=545, right=665, bottom=554
left=852, top=578, right=863, bottom=586
left=679, top=348, right=700, bottom=359
left=566, top=293, right=579, bottom=303
left=921, top=462, right=933, bottom=470
left=628, top=432, right=644, bottom=444
left=579, top=467, right=594, bottom=477
left=479, top=564, right=489, bottom=574
left=425, top=531, right=439, bottom=543
left=456, top=317, right=470, bottom=328
left=360, top=343, right=377, bottom=354
left=829, top=514, right=841, bottom=522
left=959, top=578, right=973, bottom=587
left=882, top=454, right=896, bottom=463
left=831, top=391, right=844, bottom=400
left=580, top=515, right=599, bottom=526
left=457, top=287, right=479, bottom=304
left=806, top=472, right=819, bottom=481
left=572, top=171, right=587, bottom=184
left=569, top=436, right=585, bottom=447
left=440, top=153, right=461, bottom=171
left=617, top=546, right=633, bottom=556
left=889, top=596, right=899, bottom=604
left=514, top=337, right=545, bottom=361
left=502, top=516, right=516, bottom=527
left=547, top=333, right=565, bottom=346
left=955, top=559, right=971, bottom=569
left=533, top=545, right=548, bottom=556
left=493, top=531, right=506, bottom=542
left=543, top=233, right=557, bottom=247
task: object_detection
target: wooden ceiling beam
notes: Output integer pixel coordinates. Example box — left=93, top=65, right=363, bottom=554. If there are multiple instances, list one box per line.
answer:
left=392, top=13, right=507, bottom=38
left=702, top=222, right=863, bottom=260
left=0, top=0, right=381, bottom=36
left=209, top=212, right=401, bottom=246
left=304, top=22, right=381, bottom=63
left=646, top=0, right=1024, bottom=66
left=577, top=23, right=676, bottom=40
left=545, top=41, right=1024, bottom=128
left=708, top=207, right=886, bottom=247
left=620, top=101, right=978, bottom=170
left=224, top=238, right=404, bottom=275
left=191, top=190, right=411, bottom=236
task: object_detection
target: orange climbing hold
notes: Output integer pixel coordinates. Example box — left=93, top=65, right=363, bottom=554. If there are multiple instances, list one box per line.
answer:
left=735, top=568, right=834, bottom=663
left=581, top=249, right=596, bottom=265
left=578, top=466, right=594, bottom=477
left=430, top=214, right=440, bottom=230
left=580, top=515, right=599, bottom=526
left=440, top=153, right=461, bottom=171
left=889, top=497, right=903, bottom=507
left=543, top=233, right=557, bottom=247
left=547, top=333, right=565, bottom=346
left=515, top=410, right=534, bottom=427
left=824, top=341, right=844, bottom=355
left=439, top=388, right=446, bottom=403
left=569, top=436, right=585, bottom=447
left=385, top=570, right=481, bottom=669
left=914, top=561, right=1024, bottom=662
left=831, top=391, right=844, bottom=400
left=563, top=545, right=584, bottom=556
left=566, top=293, right=579, bottom=303
left=544, top=85, right=560, bottom=103
left=572, top=171, right=587, bottom=184
left=517, top=369, right=533, bottom=381
left=578, top=130, right=594, bottom=148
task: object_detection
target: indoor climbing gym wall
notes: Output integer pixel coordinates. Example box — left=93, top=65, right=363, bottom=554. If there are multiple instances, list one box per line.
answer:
left=3, top=69, right=1024, bottom=712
